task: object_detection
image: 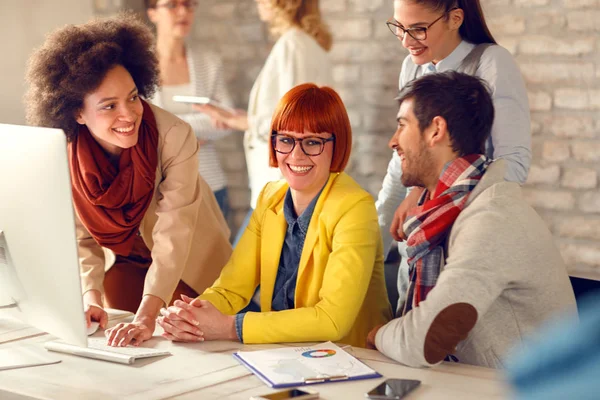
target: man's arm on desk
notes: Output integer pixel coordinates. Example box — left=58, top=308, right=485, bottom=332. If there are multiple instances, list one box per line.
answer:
left=373, top=216, right=508, bottom=367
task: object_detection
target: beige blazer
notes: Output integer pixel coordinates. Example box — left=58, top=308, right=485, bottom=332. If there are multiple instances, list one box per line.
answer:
left=76, top=104, right=232, bottom=305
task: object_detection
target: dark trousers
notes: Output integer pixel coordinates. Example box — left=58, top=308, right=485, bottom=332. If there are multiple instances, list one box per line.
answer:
left=103, top=236, right=198, bottom=312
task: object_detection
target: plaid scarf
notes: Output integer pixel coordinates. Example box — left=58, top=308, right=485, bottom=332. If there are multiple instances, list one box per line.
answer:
left=401, top=154, right=491, bottom=315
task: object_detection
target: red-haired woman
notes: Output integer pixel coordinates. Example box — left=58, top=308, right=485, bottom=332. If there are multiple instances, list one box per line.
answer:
left=157, top=84, right=393, bottom=348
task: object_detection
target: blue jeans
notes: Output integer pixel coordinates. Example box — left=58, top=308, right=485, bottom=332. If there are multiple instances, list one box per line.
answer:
left=213, top=188, right=229, bottom=221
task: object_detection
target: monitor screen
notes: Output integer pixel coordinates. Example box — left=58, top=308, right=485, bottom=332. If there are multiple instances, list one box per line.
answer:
left=0, top=123, right=87, bottom=347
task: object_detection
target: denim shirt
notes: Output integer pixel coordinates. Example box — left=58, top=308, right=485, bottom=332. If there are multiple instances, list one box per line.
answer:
left=235, top=187, right=323, bottom=342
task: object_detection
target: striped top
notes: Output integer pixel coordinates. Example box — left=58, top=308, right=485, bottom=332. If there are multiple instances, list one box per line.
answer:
left=151, top=45, right=235, bottom=192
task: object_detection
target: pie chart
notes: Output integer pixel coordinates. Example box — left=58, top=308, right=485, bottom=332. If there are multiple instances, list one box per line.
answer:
left=302, top=349, right=336, bottom=358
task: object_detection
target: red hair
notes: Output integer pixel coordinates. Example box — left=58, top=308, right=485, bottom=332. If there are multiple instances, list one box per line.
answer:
left=269, top=83, right=351, bottom=172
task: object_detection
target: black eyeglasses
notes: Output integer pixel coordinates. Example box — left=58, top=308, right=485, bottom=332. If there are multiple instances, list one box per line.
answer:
left=155, top=0, right=198, bottom=10
left=271, top=132, right=335, bottom=156
left=386, top=8, right=458, bottom=41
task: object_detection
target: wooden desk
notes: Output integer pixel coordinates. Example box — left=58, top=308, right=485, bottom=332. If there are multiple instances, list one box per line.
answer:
left=0, top=319, right=508, bottom=400
left=177, top=347, right=508, bottom=400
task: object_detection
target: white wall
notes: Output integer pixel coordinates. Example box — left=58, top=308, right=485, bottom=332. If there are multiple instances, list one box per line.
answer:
left=0, top=1, right=93, bottom=125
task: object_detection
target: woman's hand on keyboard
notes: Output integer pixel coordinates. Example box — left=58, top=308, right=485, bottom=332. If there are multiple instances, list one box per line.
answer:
left=158, top=295, right=237, bottom=342
left=104, top=319, right=154, bottom=347
left=104, top=293, right=161, bottom=346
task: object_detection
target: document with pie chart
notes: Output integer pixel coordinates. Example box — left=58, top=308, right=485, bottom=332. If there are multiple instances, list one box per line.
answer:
left=233, top=342, right=381, bottom=388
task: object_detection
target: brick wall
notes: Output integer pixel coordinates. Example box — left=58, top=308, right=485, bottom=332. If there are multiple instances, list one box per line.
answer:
left=100, top=0, right=600, bottom=277
left=486, top=0, right=600, bottom=278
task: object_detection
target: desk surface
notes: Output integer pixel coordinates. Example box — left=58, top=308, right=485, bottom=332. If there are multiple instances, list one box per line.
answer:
left=0, top=316, right=509, bottom=400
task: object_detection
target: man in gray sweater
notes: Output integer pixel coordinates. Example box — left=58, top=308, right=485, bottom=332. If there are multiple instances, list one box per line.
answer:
left=368, top=72, right=576, bottom=369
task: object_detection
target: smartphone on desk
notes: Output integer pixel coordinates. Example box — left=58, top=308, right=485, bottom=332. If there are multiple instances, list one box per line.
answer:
left=250, top=388, right=319, bottom=400
left=365, top=379, right=421, bottom=399
left=172, top=95, right=235, bottom=113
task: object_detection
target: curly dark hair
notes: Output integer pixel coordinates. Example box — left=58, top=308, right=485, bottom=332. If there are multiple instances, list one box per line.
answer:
left=25, top=13, right=159, bottom=142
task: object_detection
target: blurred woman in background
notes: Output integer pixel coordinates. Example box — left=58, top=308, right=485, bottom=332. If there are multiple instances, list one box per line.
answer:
left=146, top=0, right=236, bottom=223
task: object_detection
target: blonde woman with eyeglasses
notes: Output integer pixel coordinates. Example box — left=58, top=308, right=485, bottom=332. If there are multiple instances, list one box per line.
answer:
left=145, top=0, right=236, bottom=223
left=198, top=0, right=334, bottom=244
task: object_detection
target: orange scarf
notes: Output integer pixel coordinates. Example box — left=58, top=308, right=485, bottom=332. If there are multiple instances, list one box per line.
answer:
left=68, top=100, right=158, bottom=256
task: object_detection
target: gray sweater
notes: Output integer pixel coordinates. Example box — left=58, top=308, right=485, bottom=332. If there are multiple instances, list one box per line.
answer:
left=374, top=160, right=577, bottom=369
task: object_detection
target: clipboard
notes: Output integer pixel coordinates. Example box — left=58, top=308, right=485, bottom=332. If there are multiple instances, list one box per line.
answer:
left=233, top=342, right=382, bottom=388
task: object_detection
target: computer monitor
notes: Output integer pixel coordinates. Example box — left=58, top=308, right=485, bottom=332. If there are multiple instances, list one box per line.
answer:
left=0, top=123, right=88, bottom=347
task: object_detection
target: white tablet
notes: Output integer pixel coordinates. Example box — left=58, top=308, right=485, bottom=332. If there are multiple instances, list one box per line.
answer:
left=172, top=95, right=235, bottom=112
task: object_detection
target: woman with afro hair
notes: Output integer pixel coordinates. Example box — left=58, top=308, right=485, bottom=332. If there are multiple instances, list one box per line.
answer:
left=25, top=14, right=232, bottom=347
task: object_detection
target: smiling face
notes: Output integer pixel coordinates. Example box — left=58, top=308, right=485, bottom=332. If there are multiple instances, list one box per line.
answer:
left=275, top=130, right=334, bottom=197
left=255, top=0, right=274, bottom=22
left=393, top=0, right=462, bottom=65
left=147, top=0, right=196, bottom=39
left=76, top=65, right=144, bottom=156
left=389, top=98, right=434, bottom=188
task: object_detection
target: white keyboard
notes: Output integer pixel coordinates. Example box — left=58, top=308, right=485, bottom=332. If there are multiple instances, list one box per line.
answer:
left=44, top=338, right=171, bottom=364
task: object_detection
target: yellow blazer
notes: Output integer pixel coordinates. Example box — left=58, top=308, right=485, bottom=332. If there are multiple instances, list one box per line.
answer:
left=76, top=104, right=232, bottom=305
left=200, top=172, right=393, bottom=347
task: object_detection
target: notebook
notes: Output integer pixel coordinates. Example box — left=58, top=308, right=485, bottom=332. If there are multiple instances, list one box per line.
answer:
left=233, top=342, right=381, bottom=388
left=44, top=337, right=171, bottom=365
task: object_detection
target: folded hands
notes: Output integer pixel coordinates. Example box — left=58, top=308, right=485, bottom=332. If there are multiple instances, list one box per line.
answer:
left=157, top=295, right=238, bottom=343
